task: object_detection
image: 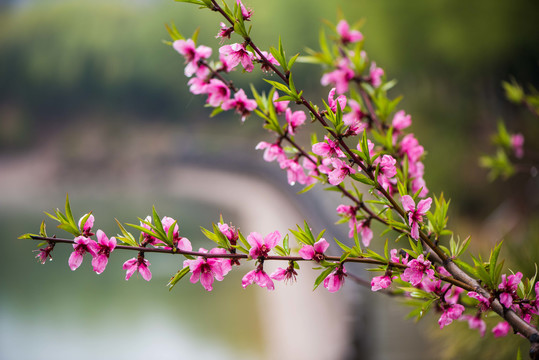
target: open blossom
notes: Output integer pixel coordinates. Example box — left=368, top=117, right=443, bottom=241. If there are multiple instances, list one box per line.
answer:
left=391, top=248, right=409, bottom=265
left=68, top=236, right=97, bottom=271
left=123, top=255, right=152, bottom=281
left=161, top=216, right=192, bottom=251
left=371, top=274, right=392, bottom=291
left=349, top=219, right=372, bottom=246
left=399, top=134, right=424, bottom=163
left=270, top=265, right=298, bottom=284
left=379, top=155, right=397, bottom=178
left=216, top=22, right=234, bottom=40
left=321, top=58, right=355, bottom=94
left=35, top=243, right=54, bottom=264
left=272, top=91, right=289, bottom=114
left=368, top=62, right=384, bottom=88
left=247, top=231, right=281, bottom=259
left=498, top=272, right=523, bottom=308
left=219, top=43, right=254, bottom=72
left=286, top=108, right=306, bottom=135
left=140, top=216, right=161, bottom=246
left=400, top=254, right=434, bottom=286
left=336, top=19, right=363, bottom=44
left=328, top=87, right=347, bottom=113
left=205, top=79, right=231, bottom=107
left=401, top=195, right=432, bottom=240
left=324, top=266, right=347, bottom=293
left=78, top=213, right=95, bottom=237
left=256, top=141, right=286, bottom=163
left=236, top=0, right=252, bottom=20
left=298, top=238, right=329, bottom=262
left=343, top=100, right=366, bottom=136
left=328, top=158, right=356, bottom=185
left=492, top=321, right=511, bottom=337
left=438, top=303, right=465, bottom=329
left=511, top=133, right=524, bottom=158
left=88, top=230, right=116, bottom=274
left=392, top=110, right=412, bottom=131
left=173, top=39, right=212, bottom=78
left=242, top=268, right=274, bottom=290
left=218, top=222, right=238, bottom=244
left=280, top=158, right=308, bottom=186
left=183, top=248, right=231, bottom=291
left=468, top=291, right=491, bottom=312
left=461, top=315, right=486, bottom=337
left=221, top=89, right=257, bottom=121
left=312, top=135, right=345, bottom=158
left=187, top=76, right=209, bottom=95
left=255, top=50, right=279, bottom=72
left=337, top=204, right=356, bottom=218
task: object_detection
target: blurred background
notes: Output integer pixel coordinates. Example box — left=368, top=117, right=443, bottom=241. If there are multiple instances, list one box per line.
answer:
left=1, top=0, right=539, bottom=359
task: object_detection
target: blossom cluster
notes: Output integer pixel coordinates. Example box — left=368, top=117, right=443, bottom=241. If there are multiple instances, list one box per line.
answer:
left=23, top=0, right=539, bottom=352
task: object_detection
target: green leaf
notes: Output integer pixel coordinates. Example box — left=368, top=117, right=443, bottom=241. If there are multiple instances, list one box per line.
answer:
left=167, top=267, right=191, bottom=291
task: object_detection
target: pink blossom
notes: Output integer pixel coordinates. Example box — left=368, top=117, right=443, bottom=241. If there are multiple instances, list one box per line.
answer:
left=221, top=89, right=257, bottom=121
left=348, top=219, right=372, bottom=246
left=438, top=303, right=464, bottom=329
left=511, top=133, right=524, bottom=158
left=328, top=158, right=356, bottom=185
left=78, top=214, right=95, bottom=237
left=400, top=134, right=424, bottom=163
left=140, top=216, right=161, bottom=246
left=88, top=230, right=116, bottom=274
left=183, top=248, right=231, bottom=291
left=173, top=39, right=212, bottom=78
left=312, top=135, right=345, bottom=158
left=302, top=157, right=319, bottom=184
left=34, top=243, right=54, bottom=264
left=272, top=91, right=289, bottom=114
left=286, top=108, right=306, bottom=135
left=392, top=110, right=412, bottom=131
left=380, top=155, right=397, bottom=178
left=216, top=22, right=234, bottom=40
left=498, top=272, right=523, bottom=308
left=279, top=158, right=308, bottom=186
left=342, top=100, right=366, bottom=136
left=461, top=315, right=486, bottom=337
left=236, top=0, right=252, bottom=20
left=336, top=20, right=363, bottom=44
left=391, top=248, right=409, bottom=265
left=270, top=265, right=298, bottom=284
left=187, top=76, right=210, bottom=95
left=368, top=62, right=384, bottom=88
left=242, top=268, right=274, bottom=290
left=324, top=266, right=347, bottom=293
left=492, top=321, right=511, bottom=337
left=218, top=54, right=235, bottom=73
left=247, top=231, right=281, bottom=259
left=219, top=43, right=254, bottom=72
left=205, top=79, right=231, bottom=107
left=123, top=255, right=152, bottom=281
left=328, top=88, right=347, bottom=113
left=411, top=176, right=429, bottom=198
left=255, top=50, right=279, bottom=72
left=68, top=236, right=97, bottom=271
left=400, top=254, right=434, bottom=286
left=218, top=222, right=239, bottom=243
left=401, top=195, right=432, bottom=240
left=336, top=204, right=356, bottom=218
left=321, top=58, right=355, bottom=94
left=298, top=238, right=329, bottom=261
left=371, top=275, right=392, bottom=291
left=255, top=141, right=286, bottom=163
left=468, top=291, right=491, bottom=312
